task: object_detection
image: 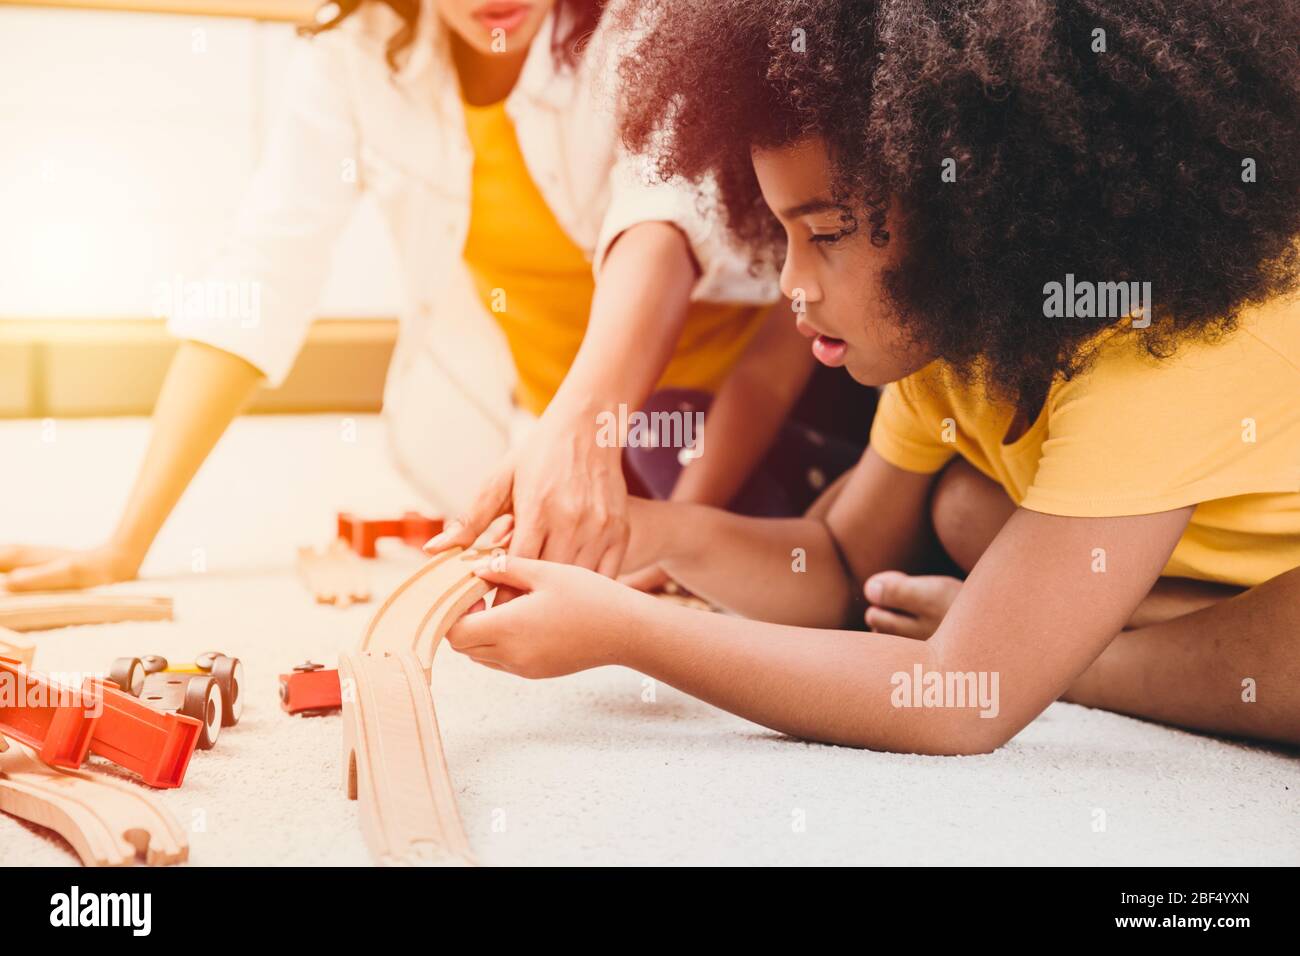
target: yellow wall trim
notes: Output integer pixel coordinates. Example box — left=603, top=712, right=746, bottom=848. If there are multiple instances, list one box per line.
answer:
left=0, top=318, right=397, bottom=418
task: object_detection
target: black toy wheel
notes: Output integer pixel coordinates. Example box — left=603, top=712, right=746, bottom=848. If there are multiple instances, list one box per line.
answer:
left=108, top=657, right=145, bottom=696
left=210, top=656, right=244, bottom=727
left=141, top=655, right=168, bottom=674
left=181, top=677, right=223, bottom=750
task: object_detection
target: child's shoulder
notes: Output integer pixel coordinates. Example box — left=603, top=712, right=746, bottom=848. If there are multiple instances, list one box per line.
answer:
left=1068, top=294, right=1300, bottom=401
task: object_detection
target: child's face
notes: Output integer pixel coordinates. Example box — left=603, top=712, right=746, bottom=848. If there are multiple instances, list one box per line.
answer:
left=753, top=138, right=936, bottom=387
left=436, top=1, right=555, bottom=56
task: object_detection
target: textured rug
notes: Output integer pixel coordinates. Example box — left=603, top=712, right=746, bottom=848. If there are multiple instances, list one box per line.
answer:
left=2, top=416, right=1296, bottom=865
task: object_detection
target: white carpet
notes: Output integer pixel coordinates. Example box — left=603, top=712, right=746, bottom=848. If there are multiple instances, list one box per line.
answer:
left=2, top=416, right=1297, bottom=866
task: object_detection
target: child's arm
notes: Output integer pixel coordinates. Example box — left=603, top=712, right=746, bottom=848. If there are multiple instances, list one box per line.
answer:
left=622, top=448, right=939, bottom=627
left=0, top=342, right=262, bottom=590
left=450, top=503, right=1192, bottom=754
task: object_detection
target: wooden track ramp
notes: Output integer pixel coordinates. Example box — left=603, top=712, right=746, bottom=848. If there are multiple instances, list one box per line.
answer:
left=343, top=547, right=490, bottom=866
left=340, top=650, right=472, bottom=866
left=0, top=738, right=188, bottom=866
left=0, top=594, right=173, bottom=632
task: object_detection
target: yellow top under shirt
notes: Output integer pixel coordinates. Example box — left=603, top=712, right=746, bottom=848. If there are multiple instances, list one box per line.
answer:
left=460, top=98, right=764, bottom=416
left=869, top=297, right=1300, bottom=587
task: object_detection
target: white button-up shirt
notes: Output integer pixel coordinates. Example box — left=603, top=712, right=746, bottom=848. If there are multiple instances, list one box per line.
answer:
left=167, top=0, right=775, bottom=438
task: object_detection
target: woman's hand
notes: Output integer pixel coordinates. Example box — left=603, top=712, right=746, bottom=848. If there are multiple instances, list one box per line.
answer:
left=425, top=412, right=629, bottom=576
left=445, top=554, right=649, bottom=679
left=0, top=543, right=140, bottom=592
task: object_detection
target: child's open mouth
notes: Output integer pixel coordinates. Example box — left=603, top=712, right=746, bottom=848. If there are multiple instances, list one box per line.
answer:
left=812, top=334, right=848, bottom=367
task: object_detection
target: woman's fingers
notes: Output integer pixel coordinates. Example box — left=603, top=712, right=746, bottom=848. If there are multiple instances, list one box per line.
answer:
left=5, top=557, right=87, bottom=592
left=0, top=544, right=71, bottom=573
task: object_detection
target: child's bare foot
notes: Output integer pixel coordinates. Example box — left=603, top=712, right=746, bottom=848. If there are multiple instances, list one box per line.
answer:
left=863, top=572, right=963, bottom=639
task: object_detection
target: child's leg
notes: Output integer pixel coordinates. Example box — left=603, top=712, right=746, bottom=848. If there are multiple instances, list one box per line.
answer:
left=1064, top=572, right=1300, bottom=744
left=925, top=458, right=1300, bottom=744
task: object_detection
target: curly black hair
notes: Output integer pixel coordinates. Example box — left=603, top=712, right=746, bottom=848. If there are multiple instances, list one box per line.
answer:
left=619, top=0, right=1300, bottom=409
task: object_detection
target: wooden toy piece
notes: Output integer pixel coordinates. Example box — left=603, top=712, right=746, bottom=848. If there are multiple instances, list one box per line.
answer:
left=0, top=594, right=172, bottom=632
left=0, top=659, right=98, bottom=768
left=337, top=511, right=444, bottom=559
left=279, top=662, right=342, bottom=716
left=0, top=626, right=36, bottom=668
left=109, top=652, right=244, bottom=750
left=358, top=547, right=490, bottom=668
left=339, top=548, right=489, bottom=865
left=0, top=738, right=188, bottom=867
left=340, top=649, right=472, bottom=866
left=297, top=539, right=372, bottom=607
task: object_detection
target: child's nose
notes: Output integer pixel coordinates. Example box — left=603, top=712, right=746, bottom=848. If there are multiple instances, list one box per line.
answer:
left=779, top=254, right=821, bottom=306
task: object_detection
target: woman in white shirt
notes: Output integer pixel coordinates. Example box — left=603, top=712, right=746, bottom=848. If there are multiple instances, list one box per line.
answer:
left=0, top=0, right=814, bottom=590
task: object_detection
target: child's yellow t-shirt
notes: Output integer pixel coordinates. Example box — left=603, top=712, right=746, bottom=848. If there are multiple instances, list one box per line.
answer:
left=869, top=297, right=1300, bottom=587
left=460, top=98, right=764, bottom=417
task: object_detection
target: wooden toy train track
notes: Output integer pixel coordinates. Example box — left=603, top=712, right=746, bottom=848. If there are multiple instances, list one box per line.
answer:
left=0, top=594, right=173, bottom=632
left=340, top=547, right=489, bottom=866
left=0, top=737, right=188, bottom=867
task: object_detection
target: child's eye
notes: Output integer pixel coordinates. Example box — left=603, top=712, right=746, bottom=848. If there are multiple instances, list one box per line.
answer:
left=811, top=231, right=848, bottom=245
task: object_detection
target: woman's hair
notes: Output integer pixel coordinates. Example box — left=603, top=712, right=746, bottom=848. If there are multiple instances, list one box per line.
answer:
left=302, top=1, right=606, bottom=72
left=618, top=0, right=1300, bottom=409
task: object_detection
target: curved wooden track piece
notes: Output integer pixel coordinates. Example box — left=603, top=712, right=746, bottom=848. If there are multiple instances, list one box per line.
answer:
left=0, top=594, right=173, bottom=632
left=343, top=548, right=489, bottom=866
left=358, top=548, right=489, bottom=668
left=0, top=739, right=188, bottom=866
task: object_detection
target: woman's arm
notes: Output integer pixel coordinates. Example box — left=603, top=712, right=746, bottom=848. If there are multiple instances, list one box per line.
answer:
left=429, top=221, right=701, bottom=574
left=1, top=342, right=262, bottom=590
left=448, top=504, right=1192, bottom=755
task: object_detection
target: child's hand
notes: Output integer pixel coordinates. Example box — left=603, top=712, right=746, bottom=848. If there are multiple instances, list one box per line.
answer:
left=445, top=554, right=643, bottom=679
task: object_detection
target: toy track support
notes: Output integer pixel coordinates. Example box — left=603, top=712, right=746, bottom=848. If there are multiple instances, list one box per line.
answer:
left=0, top=739, right=188, bottom=866
left=0, top=660, right=98, bottom=768
left=340, top=650, right=472, bottom=865
left=0, top=627, right=36, bottom=668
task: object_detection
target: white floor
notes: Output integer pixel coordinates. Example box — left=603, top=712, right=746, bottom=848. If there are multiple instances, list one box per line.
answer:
left=2, top=416, right=1297, bottom=866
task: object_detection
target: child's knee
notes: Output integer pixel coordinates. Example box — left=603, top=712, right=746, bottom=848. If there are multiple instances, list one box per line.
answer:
left=929, top=458, right=1015, bottom=573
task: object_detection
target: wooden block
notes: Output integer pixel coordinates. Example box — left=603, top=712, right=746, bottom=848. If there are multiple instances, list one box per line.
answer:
left=0, top=739, right=188, bottom=866
left=297, top=540, right=372, bottom=608
left=0, top=627, right=36, bottom=668
left=0, top=594, right=173, bottom=632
